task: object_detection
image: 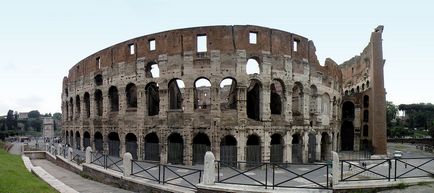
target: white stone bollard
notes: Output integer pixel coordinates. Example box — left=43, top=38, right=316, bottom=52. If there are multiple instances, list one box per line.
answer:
left=123, top=152, right=132, bottom=177
left=85, top=147, right=92, bottom=164
left=51, top=145, right=55, bottom=155
left=332, top=151, right=339, bottom=186
left=203, top=151, right=216, bottom=185
left=68, top=147, right=73, bottom=161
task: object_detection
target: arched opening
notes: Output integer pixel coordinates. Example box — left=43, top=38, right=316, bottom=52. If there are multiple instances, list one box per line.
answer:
left=84, top=92, right=90, bottom=118
left=310, top=85, right=318, bottom=114
left=94, top=90, right=103, bottom=116
left=69, top=98, right=74, bottom=120
left=65, top=131, right=69, bottom=146
left=126, top=83, right=137, bottom=109
left=192, top=133, right=211, bottom=165
left=246, top=58, right=260, bottom=75
left=75, top=131, right=81, bottom=150
left=247, top=79, right=261, bottom=121
left=350, top=88, right=354, bottom=94
left=144, top=132, right=160, bottom=161
left=341, top=121, right=354, bottom=151
left=342, top=101, right=355, bottom=121
left=168, top=79, right=184, bottom=110
left=270, top=133, right=283, bottom=163
left=75, top=95, right=81, bottom=117
left=108, top=86, right=119, bottom=112
left=167, top=133, right=183, bottom=164
left=83, top=131, right=90, bottom=148
left=366, top=81, right=370, bottom=88
left=321, top=93, right=330, bottom=115
left=69, top=130, right=73, bottom=147
left=363, top=124, right=369, bottom=137
left=108, top=132, right=120, bottom=157
left=308, top=133, right=316, bottom=163
left=356, top=86, right=360, bottom=93
left=220, top=78, right=237, bottom=110
left=94, top=132, right=103, bottom=153
left=146, top=82, right=160, bottom=116
left=321, top=132, right=330, bottom=161
left=363, top=110, right=369, bottom=122
left=270, top=80, right=283, bottom=115
left=125, top=133, right=138, bottom=160
left=94, top=74, right=103, bottom=86
left=220, top=135, right=237, bottom=166
left=194, top=78, right=212, bottom=110
left=292, top=133, right=303, bottom=163
left=246, top=134, right=261, bottom=166
left=65, top=102, right=69, bottom=121
left=362, top=84, right=365, bottom=91
left=145, top=62, right=160, bottom=78
left=363, top=95, right=369, bottom=108
left=292, top=82, right=304, bottom=122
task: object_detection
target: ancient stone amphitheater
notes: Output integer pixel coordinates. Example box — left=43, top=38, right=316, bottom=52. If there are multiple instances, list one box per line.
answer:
left=61, top=25, right=386, bottom=165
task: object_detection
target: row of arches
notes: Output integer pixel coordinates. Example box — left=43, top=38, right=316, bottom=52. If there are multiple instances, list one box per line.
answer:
left=64, top=130, right=332, bottom=165
left=64, top=77, right=336, bottom=123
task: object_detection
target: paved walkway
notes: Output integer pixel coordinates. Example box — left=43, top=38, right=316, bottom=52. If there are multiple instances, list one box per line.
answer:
left=31, top=159, right=133, bottom=193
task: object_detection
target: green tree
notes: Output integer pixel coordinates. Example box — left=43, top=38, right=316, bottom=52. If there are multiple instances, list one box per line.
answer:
left=28, top=110, right=40, bottom=119
left=386, top=101, right=398, bottom=128
left=52, top=113, right=62, bottom=120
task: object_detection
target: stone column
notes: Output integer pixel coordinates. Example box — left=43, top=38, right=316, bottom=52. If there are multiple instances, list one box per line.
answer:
left=332, top=151, right=340, bottom=186
left=123, top=152, right=132, bottom=177
left=333, top=132, right=338, bottom=152
left=203, top=151, right=215, bottom=185
left=302, top=131, right=308, bottom=163
left=68, top=147, right=73, bottom=161
left=238, top=131, right=246, bottom=169
left=85, top=146, right=92, bottom=164
left=284, top=131, right=293, bottom=163
left=315, top=133, right=321, bottom=161
left=263, top=131, right=270, bottom=162
left=57, top=144, right=62, bottom=156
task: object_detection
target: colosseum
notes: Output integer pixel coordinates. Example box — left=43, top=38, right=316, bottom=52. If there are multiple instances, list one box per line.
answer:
left=61, top=25, right=386, bottom=165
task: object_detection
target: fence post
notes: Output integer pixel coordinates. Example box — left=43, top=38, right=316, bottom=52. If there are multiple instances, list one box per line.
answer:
left=203, top=151, right=215, bottom=185
left=332, top=151, right=340, bottom=186
left=123, top=152, right=132, bottom=177
left=85, top=147, right=92, bottom=164
left=46, top=143, right=50, bottom=151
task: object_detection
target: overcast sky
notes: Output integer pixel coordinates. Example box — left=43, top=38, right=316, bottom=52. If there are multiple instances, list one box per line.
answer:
left=1, top=0, right=433, bottom=115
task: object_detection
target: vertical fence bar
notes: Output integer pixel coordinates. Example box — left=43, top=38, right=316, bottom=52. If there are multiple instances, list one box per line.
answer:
left=199, top=171, right=202, bottom=183
left=158, top=164, right=161, bottom=184
left=162, top=165, right=166, bottom=185
left=265, top=163, right=268, bottom=189
left=272, top=163, right=275, bottom=190
left=326, top=164, right=329, bottom=188
left=131, top=160, right=133, bottom=175
left=341, top=161, right=344, bottom=181
left=217, top=161, right=220, bottom=182
left=394, top=158, right=397, bottom=181
left=388, top=159, right=391, bottom=181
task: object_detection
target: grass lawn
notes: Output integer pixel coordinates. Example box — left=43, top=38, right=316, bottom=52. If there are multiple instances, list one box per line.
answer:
left=0, top=143, right=58, bottom=193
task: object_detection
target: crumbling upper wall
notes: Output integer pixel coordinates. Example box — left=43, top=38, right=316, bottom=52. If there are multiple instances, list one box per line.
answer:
left=64, top=25, right=326, bottom=85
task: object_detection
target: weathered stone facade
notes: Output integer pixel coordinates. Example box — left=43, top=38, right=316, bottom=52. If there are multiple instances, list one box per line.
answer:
left=61, top=25, right=386, bottom=165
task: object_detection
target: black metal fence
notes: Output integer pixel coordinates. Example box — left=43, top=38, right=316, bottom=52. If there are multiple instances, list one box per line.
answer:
left=71, top=151, right=85, bottom=165
left=216, top=160, right=331, bottom=190
left=127, top=158, right=203, bottom=190
left=90, top=151, right=124, bottom=172
left=340, top=157, right=434, bottom=182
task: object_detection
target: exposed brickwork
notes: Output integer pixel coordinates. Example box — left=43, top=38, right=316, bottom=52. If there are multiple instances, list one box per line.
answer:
left=61, top=25, right=387, bottom=165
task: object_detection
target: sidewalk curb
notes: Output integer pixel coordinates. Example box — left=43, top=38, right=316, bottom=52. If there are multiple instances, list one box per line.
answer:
left=21, top=155, right=79, bottom=193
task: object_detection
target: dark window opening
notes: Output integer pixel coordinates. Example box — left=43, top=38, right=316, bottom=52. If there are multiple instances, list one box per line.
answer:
left=75, top=95, right=81, bottom=118
left=247, top=80, right=261, bottom=121
left=108, top=86, right=119, bottom=112
left=146, top=82, right=160, bottom=116
left=167, top=133, right=184, bottom=164
left=94, top=132, right=103, bottom=152
left=246, top=134, right=261, bottom=166
left=292, top=133, right=303, bottom=163
left=94, top=90, right=103, bottom=116
left=342, top=101, right=355, bottom=121
left=108, top=132, right=120, bottom=157
left=292, top=82, right=303, bottom=119
left=270, top=133, right=283, bottom=163
left=84, top=92, right=90, bottom=118
left=144, top=133, right=160, bottom=161
left=94, top=74, right=103, bottom=86
left=126, top=83, right=137, bottom=109
left=125, top=133, right=138, bottom=160
left=192, top=133, right=211, bottom=165
left=363, top=95, right=369, bottom=108
left=69, top=98, right=74, bottom=121
left=363, top=125, right=369, bottom=137
left=363, top=110, right=369, bottom=122
left=270, top=80, right=283, bottom=115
